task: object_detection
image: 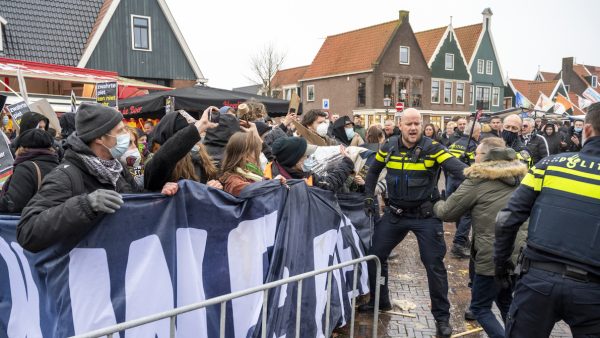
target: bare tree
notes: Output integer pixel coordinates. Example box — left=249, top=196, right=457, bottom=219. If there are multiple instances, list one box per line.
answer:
left=249, top=43, right=286, bottom=97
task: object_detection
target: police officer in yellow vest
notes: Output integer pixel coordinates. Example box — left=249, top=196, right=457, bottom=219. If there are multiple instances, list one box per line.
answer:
left=495, top=102, right=600, bottom=337
left=359, top=108, right=467, bottom=337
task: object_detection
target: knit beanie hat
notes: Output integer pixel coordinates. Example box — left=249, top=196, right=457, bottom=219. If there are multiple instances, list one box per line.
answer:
left=271, top=137, right=317, bottom=167
left=18, top=128, right=54, bottom=149
left=76, top=103, right=123, bottom=143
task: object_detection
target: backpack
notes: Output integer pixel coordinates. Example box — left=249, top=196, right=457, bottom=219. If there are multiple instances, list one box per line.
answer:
left=57, top=163, right=85, bottom=197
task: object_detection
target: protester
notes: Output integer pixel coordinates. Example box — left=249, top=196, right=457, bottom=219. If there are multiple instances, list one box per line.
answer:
left=0, top=129, right=59, bottom=213
left=449, top=117, right=467, bottom=144
left=332, top=116, right=365, bottom=146
left=534, top=117, right=543, bottom=133
left=203, top=106, right=241, bottom=166
left=145, top=108, right=221, bottom=192
left=295, top=109, right=336, bottom=146
left=265, top=137, right=354, bottom=192
left=17, top=103, right=146, bottom=252
left=383, top=119, right=400, bottom=139
left=502, top=114, right=532, bottom=166
left=434, top=138, right=528, bottom=338
left=441, top=121, right=456, bottom=147
left=424, top=123, right=439, bottom=141
left=564, top=119, right=584, bottom=152
left=119, top=126, right=144, bottom=187
left=143, top=120, right=154, bottom=135
left=541, top=122, right=563, bottom=155
left=353, top=115, right=366, bottom=140
left=363, top=125, right=385, bottom=152
left=521, top=118, right=549, bottom=165
left=10, top=111, right=49, bottom=156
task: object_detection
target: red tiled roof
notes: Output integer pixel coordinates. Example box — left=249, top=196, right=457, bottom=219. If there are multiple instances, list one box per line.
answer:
left=573, top=64, right=591, bottom=78
left=510, top=78, right=559, bottom=103
left=414, top=26, right=447, bottom=63
left=454, top=24, right=483, bottom=63
left=302, top=20, right=398, bottom=80
left=539, top=71, right=558, bottom=81
left=584, top=64, right=600, bottom=78
left=272, top=65, right=309, bottom=87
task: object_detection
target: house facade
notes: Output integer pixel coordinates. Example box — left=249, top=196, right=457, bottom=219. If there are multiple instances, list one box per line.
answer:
left=271, top=65, right=309, bottom=100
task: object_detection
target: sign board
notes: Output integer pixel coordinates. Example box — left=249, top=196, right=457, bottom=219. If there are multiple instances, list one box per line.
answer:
left=288, top=92, right=300, bottom=114
left=165, top=96, right=175, bottom=114
left=0, top=132, right=14, bottom=185
left=96, top=82, right=118, bottom=107
left=29, top=99, right=62, bottom=135
left=395, top=102, right=404, bottom=112
left=7, top=101, right=30, bottom=131
left=322, top=98, right=330, bottom=110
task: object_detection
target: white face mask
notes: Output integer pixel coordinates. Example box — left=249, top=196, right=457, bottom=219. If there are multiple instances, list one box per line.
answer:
left=316, top=122, right=329, bottom=137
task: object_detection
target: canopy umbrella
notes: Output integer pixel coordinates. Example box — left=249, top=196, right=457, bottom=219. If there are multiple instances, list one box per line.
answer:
left=118, top=85, right=293, bottom=119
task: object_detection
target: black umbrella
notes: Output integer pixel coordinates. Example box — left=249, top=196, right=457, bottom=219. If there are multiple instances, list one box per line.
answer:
left=118, top=85, right=293, bottom=119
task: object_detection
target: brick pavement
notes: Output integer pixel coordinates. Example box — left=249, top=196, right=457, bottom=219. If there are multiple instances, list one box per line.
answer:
left=335, top=222, right=573, bottom=337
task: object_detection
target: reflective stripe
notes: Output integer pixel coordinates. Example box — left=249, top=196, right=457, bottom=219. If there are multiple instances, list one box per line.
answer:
left=386, top=162, right=427, bottom=171
left=547, top=165, right=600, bottom=182
left=435, top=153, right=453, bottom=164
left=430, top=149, right=445, bottom=158
left=424, top=159, right=435, bottom=167
left=521, top=172, right=542, bottom=191
left=375, top=153, right=386, bottom=163
left=543, top=175, right=600, bottom=200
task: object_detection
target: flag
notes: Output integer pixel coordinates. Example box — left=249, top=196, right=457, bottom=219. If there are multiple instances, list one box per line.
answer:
left=554, top=93, right=573, bottom=115
left=535, top=92, right=554, bottom=111
left=582, top=87, right=600, bottom=103
left=0, top=181, right=367, bottom=338
left=515, top=92, right=533, bottom=109
left=70, top=90, right=77, bottom=114
left=578, top=95, right=593, bottom=110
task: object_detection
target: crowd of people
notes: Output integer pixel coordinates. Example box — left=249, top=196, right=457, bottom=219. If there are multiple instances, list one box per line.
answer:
left=1, top=99, right=599, bottom=337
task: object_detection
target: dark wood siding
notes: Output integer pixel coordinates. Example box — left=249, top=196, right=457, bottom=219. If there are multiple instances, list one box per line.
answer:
left=86, top=0, right=197, bottom=81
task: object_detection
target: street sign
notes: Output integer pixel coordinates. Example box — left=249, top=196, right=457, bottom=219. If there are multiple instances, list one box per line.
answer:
left=322, top=98, right=330, bottom=110
left=396, top=102, right=404, bottom=112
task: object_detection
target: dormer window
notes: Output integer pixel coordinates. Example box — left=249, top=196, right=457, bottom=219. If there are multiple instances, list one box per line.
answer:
left=0, top=16, right=7, bottom=52
left=592, top=75, right=598, bottom=88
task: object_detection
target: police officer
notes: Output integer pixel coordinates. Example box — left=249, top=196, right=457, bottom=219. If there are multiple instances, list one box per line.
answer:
left=495, top=102, right=600, bottom=337
left=359, top=108, right=467, bottom=337
left=447, top=121, right=481, bottom=258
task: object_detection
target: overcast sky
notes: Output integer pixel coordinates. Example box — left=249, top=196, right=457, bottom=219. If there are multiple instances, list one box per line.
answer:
left=166, top=0, right=599, bottom=89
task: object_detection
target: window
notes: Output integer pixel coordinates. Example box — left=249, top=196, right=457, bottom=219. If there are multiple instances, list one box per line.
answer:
left=492, top=87, right=500, bottom=106
left=131, top=15, right=151, bottom=51
left=445, top=53, right=454, bottom=71
left=444, top=82, right=453, bottom=104
left=431, top=80, right=440, bottom=103
left=565, top=84, right=570, bottom=92
left=397, top=78, right=408, bottom=103
left=592, top=76, right=598, bottom=88
left=470, top=85, right=474, bottom=105
left=284, top=89, right=292, bottom=100
left=411, top=78, right=423, bottom=107
left=307, top=85, right=315, bottom=102
left=357, top=79, right=366, bottom=106
left=456, top=82, right=465, bottom=104
left=486, top=60, right=493, bottom=75
left=476, top=86, right=491, bottom=110
left=477, top=59, right=484, bottom=74
left=399, top=46, right=410, bottom=65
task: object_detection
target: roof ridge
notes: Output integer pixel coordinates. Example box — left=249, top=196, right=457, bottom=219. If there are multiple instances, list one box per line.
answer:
left=415, top=25, right=447, bottom=35
left=327, top=19, right=397, bottom=38
left=278, top=65, right=310, bottom=72
left=453, top=22, right=481, bottom=31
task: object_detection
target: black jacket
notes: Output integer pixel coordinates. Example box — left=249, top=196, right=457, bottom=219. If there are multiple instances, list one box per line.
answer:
left=564, top=128, right=583, bottom=152
left=0, top=153, right=59, bottom=213
left=17, top=134, right=138, bottom=252
left=203, top=113, right=240, bottom=167
left=447, top=129, right=464, bottom=145
left=10, top=111, right=49, bottom=156
left=542, top=131, right=563, bottom=155
left=523, top=133, right=549, bottom=165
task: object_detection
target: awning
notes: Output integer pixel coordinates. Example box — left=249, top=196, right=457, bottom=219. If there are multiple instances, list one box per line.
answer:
left=1, top=91, right=96, bottom=113
left=0, top=57, right=117, bottom=83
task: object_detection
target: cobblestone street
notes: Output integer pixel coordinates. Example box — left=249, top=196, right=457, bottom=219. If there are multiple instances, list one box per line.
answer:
left=336, top=222, right=573, bottom=338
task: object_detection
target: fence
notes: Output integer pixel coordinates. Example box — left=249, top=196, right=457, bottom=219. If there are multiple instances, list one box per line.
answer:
left=71, top=255, right=381, bottom=338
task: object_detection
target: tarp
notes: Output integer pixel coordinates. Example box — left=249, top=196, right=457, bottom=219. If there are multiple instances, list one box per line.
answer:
left=118, top=86, right=292, bottom=119
left=0, top=180, right=367, bottom=338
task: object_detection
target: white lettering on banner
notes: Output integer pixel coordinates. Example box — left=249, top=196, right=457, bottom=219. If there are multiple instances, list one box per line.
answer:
left=176, top=228, right=208, bottom=337
left=69, top=248, right=117, bottom=335
left=0, top=239, right=42, bottom=338
left=228, top=211, right=277, bottom=338
left=125, top=235, right=173, bottom=338
left=313, top=229, right=338, bottom=338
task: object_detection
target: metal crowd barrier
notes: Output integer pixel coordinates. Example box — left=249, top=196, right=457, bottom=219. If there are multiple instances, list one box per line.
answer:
left=71, top=255, right=381, bottom=338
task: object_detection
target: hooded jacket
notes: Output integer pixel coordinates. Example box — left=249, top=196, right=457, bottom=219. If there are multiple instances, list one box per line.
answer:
left=542, top=124, right=563, bottom=155
left=17, top=134, right=138, bottom=252
left=202, top=113, right=240, bottom=166
left=434, top=158, right=529, bottom=275
left=332, top=116, right=364, bottom=146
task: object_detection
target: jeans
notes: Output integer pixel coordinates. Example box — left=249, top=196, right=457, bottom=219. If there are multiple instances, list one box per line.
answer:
left=367, top=211, right=450, bottom=321
left=470, top=274, right=512, bottom=338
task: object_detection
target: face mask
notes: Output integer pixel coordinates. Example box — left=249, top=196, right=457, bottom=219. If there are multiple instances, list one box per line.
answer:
left=2, top=116, right=8, bottom=125
left=104, top=133, right=130, bottom=159
left=345, top=128, right=355, bottom=140
left=316, top=122, right=329, bottom=137
left=301, top=155, right=317, bottom=173
left=502, top=130, right=518, bottom=145
left=120, top=149, right=142, bottom=167
left=574, top=127, right=582, bottom=133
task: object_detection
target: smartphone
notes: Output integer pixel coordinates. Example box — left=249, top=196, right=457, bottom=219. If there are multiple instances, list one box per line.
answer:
left=210, top=108, right=220, bottom=123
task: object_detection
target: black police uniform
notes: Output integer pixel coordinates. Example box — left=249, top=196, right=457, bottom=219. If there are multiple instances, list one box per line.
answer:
left=362, top=135, right=467, bottom=323
left=495, top=136, right=600, bottom=337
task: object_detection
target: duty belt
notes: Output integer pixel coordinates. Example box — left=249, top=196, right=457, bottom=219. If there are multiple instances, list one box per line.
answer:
left=525, top=259, right=600, bottom=283
left=388, top=202, right=433, bottom=218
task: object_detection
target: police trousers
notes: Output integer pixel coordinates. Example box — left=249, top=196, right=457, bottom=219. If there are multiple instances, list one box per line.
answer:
left=367, top=210, right=450, bottom=321
left=507, top=267, right=600, bottom=337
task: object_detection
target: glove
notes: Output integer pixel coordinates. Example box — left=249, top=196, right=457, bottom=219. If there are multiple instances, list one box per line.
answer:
left=86, top=189, right=124, bottom=214
left=494, top=260, right=516, bottom=290
left=364, top=197, right=377, bottom=217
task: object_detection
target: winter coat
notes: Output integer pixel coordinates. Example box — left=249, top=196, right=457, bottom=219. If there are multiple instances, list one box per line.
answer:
left=523, top=133, right=549, bottom=165
left=564, top=128, right=583, bottom=152
left=332, top=116, right=365, bottom=146
left=17, top=134, right=139, bottom=253
left=542, top=131, right=563, bottom=155
left=433, top=159, right=529, bottom=276
left=0, top=152, right=59, bottom=213
left=10, top=111, right=49, bottom=156
left=221, top=172, right=261, bottom=197
left=203, top=113, right=240, bottom=167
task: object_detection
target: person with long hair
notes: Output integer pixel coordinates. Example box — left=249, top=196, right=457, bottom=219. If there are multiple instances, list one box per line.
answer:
left=424, top=123, right=440, bottom=142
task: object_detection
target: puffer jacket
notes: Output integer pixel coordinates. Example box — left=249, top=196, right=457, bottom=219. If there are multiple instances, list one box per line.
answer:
left=17, top=134, right=139, bottom=252
left=433, top=159, right=529, bottom=276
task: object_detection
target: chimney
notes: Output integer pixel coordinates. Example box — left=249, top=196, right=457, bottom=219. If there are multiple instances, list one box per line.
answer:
left=482, top=8, right=493, bottom=30
left=399, top=10, right=409, bottom=24
left=562, top=57, right=574, bottom=75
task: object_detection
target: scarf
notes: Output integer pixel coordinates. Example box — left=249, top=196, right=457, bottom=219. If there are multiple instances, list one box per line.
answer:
left=78, top=154, right=123, bottom=188
left=13, top=149, right=57, bottom=166
left=234, top=167, right=263, bottom=182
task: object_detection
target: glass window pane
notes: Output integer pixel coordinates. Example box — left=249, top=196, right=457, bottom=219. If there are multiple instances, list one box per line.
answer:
left=134, top=17, right=148, bottom=28
left=431, top=81, right=439, bottom=103
left=444, top=82, right=452, bottom=103
left=456, top=83, right=464, bottom=104
left=445, top=54, right=454, bottom=70
left=400, top=47, right=409, bottom=64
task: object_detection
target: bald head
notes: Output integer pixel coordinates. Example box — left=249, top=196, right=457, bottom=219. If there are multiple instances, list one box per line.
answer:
left=400, top=108, right=422, bottom=147
left=402, top=108, right=421, bottom=120
left=503, top=114, right=522, bottom=133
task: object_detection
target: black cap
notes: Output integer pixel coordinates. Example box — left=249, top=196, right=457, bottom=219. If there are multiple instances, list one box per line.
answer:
left=18, top=128, right=54, bottom=149
left=271, top=137, right=317, bottom=167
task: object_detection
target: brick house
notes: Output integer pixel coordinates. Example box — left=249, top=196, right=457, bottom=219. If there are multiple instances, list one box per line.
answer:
left=271, top=65, right=309, bottom=100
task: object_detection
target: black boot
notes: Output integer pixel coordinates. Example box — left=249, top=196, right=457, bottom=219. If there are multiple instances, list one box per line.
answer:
left=464, top=309, right=476, bottom=321
left=435, top=320, right=452, bottom=337
left=357, top=299, right=392, bottom=313
left=450, top=244, right=470, bottom=259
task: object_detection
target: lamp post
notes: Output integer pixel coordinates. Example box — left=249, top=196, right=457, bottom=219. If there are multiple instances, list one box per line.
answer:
left=383, top=97, right=392, bottom=119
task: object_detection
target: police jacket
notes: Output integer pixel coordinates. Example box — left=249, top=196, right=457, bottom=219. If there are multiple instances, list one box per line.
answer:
left=523, top=133, right=549, bottom=165
left=448, top=135, right=478, bottom=165
left=495, top=136, right=600, bottom=276
left=364, top=136, right=467, bottom=209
